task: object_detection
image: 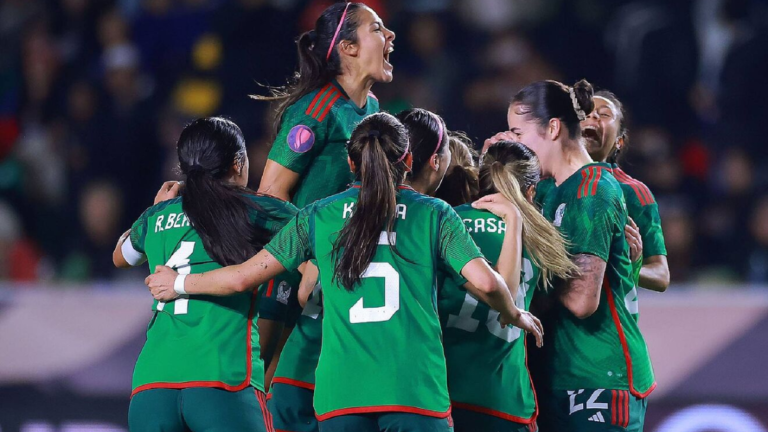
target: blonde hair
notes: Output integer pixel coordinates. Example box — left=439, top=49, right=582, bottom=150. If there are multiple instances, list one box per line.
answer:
left=480, top=141, right=578, bottom=288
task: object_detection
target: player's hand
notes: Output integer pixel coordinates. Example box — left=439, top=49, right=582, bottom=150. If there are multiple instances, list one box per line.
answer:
left=145, top=265, right=180, bottom=301
left=625, top=217, right=643, bottom=262
left=154, top=181, right=182, bottom=204
left=472, top=193, right=522, bottom=226
left=501, top=309, right=544, bottom=348
left=482, top=131, right=518, bottom=155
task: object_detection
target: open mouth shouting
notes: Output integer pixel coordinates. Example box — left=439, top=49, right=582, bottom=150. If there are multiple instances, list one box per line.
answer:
left=384, top=43, right=394, bottom=71
left=582, top=124, right=601, bottom=148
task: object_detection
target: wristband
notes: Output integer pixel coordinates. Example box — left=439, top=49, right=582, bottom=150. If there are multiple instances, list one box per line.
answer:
left=174, top=274, right=188, bottom=295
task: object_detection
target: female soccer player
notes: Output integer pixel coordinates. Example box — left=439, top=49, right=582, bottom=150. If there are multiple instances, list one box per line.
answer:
left=145, top=112, right=544, bottom=432
left=254, top=4, right=395, bottom=430
left=395, top=108, right=452, bottom=196
left=507, top=80, right=656, bottom=432
left=113, top=117, right=297, bottom=432
left=581, top=90, right=669, bottom=295
left=440, top=141, right=577, bottom=432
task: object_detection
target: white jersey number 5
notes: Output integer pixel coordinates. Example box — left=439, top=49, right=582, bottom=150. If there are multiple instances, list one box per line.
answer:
left=349, top=233, right=400, bottom=324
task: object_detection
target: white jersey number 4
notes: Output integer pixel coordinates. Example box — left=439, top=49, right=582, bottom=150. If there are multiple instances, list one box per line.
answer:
left=156, top=241, right=194, bottom=315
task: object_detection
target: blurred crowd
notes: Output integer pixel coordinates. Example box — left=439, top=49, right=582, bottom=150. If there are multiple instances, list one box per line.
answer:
left=1, top=0, right=767, bottom=284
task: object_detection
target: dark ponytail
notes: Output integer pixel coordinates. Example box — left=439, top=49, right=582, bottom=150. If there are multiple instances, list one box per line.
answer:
left=511, top=79, right=595, bottom=140
left=333, top=113, right=410, bottom=290
left=178, top=117, right=270, bottom=266
left=594, top=90, right=629, bottom=164
left=253, top=2, right=366, bottom=134
left=434, top=131, right=479, bottom=206
left=395, top=108, right=449, bottom=177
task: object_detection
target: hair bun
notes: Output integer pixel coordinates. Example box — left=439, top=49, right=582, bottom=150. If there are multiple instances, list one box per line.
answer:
left=572, top=79, right=595, bottom=118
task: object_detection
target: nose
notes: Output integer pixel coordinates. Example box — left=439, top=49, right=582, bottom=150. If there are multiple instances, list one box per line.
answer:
left=386, top=28, right=396, bottom=42
left=582, top=111, right=598, bottom=126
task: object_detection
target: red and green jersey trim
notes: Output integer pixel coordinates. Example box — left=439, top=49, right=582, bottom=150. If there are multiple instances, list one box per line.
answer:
left=315, top=405, right=452, bottom=422
left=130, top=290, right=258, bottom=397
left=611, top=167, right=655, bottom=206
left=577, top=166, right=605, bottom=199
left=603, top=279, right=657, bottom=398
left=271, top=377, right=316, bottom=391
left=305, top=83, right=344, bottom=123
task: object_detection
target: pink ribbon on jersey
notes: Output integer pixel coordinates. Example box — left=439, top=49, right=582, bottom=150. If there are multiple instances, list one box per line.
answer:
left=326, top=3, right=351, bottom=61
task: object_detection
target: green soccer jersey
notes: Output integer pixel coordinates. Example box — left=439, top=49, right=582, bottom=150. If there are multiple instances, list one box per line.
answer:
left=439, top=204, right=541, bottom=424
left=264, top=184, right=484, bottom=420
left=126, top=194, right=298, bottom=396
left=268, top=81, right=380, bottom=208
left=539, top=164, right=655, bottom=398
left=534, top=177, right=556, bottom=208
left=271, top=285, right=323, bottom=389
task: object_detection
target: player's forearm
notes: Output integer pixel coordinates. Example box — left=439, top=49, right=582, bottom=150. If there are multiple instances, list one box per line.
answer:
left=464, top=264, right=520, bottom=323
left=559, top=254, right=606, bottom=319
left=184, top=250, right=287, bottom=296
left=113, top=230, right=132, bottom=268
left=495, top=217, right=522, bottom=299
left=639, top=256, right=669, bottom=292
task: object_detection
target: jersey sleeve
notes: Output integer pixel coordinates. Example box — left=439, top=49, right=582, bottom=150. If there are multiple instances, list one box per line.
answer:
left=264, top=207, right=313, bottom=271
left=635, top=202, right=667, bottom=258
left=268, top=101, right=329, bottom=175
left=561, top=184, right=623, bottom=262
left=248, top=195, right=300, bottom=236
left=437, top=205, right=484, bottom=276
left=124, top=208, right=151, bottom=266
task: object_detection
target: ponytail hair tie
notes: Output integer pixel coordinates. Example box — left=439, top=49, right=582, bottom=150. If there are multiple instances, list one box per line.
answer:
left=569, top=87, right=587, bottom=121
left=367, top=130, right=380, bottom=139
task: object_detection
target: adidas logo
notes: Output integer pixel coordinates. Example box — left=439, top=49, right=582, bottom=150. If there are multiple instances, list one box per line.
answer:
left=588, top=412, right=606, bottom=423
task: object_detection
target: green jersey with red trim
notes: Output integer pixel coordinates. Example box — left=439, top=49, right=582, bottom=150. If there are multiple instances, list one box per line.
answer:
left=271, top=286, right=323, bottom=389
left=264, top=184, right=484, bottom=420
left=439, top=204, right=541, bottom=424
left=268, top=81, right=380, bottom=208
left=539, top=164, right=655, bottom=397
left=126, top=194, right=297, bottom=396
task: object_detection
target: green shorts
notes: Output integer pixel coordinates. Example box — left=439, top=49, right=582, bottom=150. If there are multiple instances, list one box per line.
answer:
left=318, top=412, right=453, bottom=432
left=538, top=388, right=646, bottom=432
left=268, top=382, right=318, bottom=432
left=451, top=407, right=536, bottom=432
left=128, top=387, right=272, bottom=432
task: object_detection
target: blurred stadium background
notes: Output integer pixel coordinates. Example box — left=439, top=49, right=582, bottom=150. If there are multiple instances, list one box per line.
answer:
left=1, top=0, right=767, bottom=430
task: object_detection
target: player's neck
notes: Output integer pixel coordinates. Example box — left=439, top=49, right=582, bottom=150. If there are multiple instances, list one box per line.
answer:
left=552, top=143, right=593, bottom=186
left=336, top=74, right=373, bottom=109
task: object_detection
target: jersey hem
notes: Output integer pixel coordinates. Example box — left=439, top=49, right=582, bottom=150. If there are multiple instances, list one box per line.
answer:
left=603, top=278, right=656, bottom=399
left=130, top=290, right=258, bottom=398
left=315, top=405, right=452, bottom=421
left=451, top=402, right=535, bottom=424
left=272, top=377, right=316, bottom=391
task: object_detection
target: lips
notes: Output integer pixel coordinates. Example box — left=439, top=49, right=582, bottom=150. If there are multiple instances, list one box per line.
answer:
left=384, top=44, right=394, bottom=69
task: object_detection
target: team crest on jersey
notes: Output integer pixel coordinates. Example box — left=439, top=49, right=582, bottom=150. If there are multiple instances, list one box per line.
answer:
left=287, top=125, right=314, bottom=153
left=554, top=203, right=566, bottom=227
left=277, top=281, right=291, bottom=305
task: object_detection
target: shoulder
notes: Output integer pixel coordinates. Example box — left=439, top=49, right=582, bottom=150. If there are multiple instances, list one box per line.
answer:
left=245, top=192, right=299, bottom=218
left=453, top=203, right=474, bottom=216
left=610, top=166, right=656, bottom=207
left=299, top=83, right=347, bottom=124
left=574, top=165, right=622, bottom=203
left=139, top=197, right=182, bottom=220
left=366, top=91, right=380, bottom=111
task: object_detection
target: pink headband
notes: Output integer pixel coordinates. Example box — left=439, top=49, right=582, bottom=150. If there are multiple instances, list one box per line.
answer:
left=326, top=3, right=351, bottom=61
left=396, top=142, right=410, bottom=163
left=430, top=112, right=444, bottom=157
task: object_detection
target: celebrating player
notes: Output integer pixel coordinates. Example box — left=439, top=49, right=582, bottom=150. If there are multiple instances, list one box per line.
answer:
left=507, top=80, right=656, bottom=431
left=144, top=112, right=543, bottom=432
left=434, top=132, right=480, bottom=206
left=395, top=108, right=451, bottom=196
left=439, top=141, right=577, bottom=432
left=581, top=90, right=669, bottom=296
left=113, top=117, right=298, bottom=432
left=254, top=4, right=395, bottom=430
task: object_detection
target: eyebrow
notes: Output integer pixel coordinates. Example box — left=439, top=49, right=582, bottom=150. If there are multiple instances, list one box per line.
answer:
left=509, top=127, right=521, bottom=134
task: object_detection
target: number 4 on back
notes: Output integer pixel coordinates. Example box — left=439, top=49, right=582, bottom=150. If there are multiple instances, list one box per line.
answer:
left=157, top=241, right=195, bottom=315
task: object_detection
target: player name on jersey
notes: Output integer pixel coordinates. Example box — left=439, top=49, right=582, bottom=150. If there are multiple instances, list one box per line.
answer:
left=342, top=202, right=407, bottom=220
left=462, top=217, right=506, bottom=234
left=154, top=212, right=191, bottom=233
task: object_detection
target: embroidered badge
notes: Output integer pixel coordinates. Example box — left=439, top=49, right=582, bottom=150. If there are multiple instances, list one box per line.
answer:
left=277, top=281, right=291, bottom=305
left=287, top=125, right=315, bottom=153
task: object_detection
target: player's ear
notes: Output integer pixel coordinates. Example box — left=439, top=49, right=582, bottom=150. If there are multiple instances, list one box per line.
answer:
left=403, top=153, right=413, bottom=173
left=526, top=185, right=536, bottom=204
left=348, top=156, right=356, bottom=173
left=340, top=40, right=359, bottom=58
left=548, top=118, right=562, bottom=141
left=429, top=153, right=439, bottom=171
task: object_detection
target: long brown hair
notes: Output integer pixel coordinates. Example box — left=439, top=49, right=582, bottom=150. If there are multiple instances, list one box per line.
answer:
left=435, top=131, right=479, bottom=206
left=480, top=141, right=578, bottom=287
left=333, top=112, right=410, bottom=290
